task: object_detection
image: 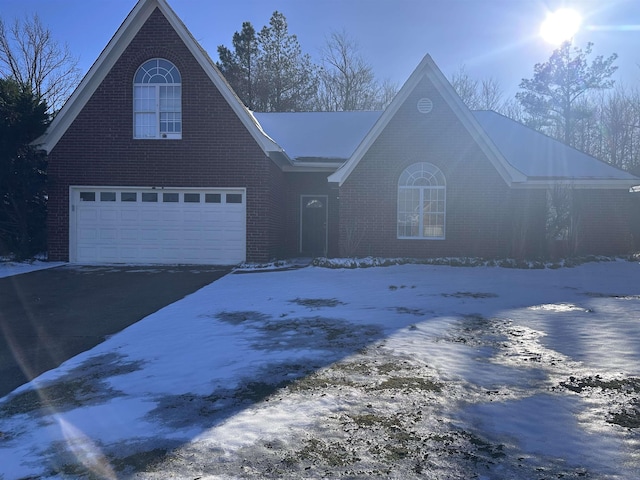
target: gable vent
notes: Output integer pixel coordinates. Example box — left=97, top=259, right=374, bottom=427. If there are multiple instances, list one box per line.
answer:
left=417, top=97, right=433, bottom=114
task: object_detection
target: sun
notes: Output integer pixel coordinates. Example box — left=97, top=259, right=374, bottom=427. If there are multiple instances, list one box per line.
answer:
left=540, top=8, right=582, bottom=45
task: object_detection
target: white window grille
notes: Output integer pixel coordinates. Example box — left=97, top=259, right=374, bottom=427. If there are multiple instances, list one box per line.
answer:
left=133, top=59, right=181, bottom=139
left=397, top=162, right=446, bottom=239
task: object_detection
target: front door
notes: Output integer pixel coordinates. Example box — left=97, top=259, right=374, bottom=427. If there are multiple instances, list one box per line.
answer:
left=300, top=195, right=328, bottom=257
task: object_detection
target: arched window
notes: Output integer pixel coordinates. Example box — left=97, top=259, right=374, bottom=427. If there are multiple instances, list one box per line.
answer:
left=133, top=58, right=181, bottom=139
left=397, top=162, right=446, bottom=239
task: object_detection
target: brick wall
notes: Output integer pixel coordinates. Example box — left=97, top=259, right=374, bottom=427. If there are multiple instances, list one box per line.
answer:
left=574, top=189, right=633, bottom=255
left=338, top=76, right=527, bottom=259
left=47, top=8, right=283, bottom=262
left=337, top=70, right=633, bottom=260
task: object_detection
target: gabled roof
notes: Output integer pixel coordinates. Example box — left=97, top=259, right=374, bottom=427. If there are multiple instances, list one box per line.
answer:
left=327, top=54, right=528, bottom=187
left=35, top=0, right=640, bottom=191
left=254, top=105, right=639, bottom=189
left=253, top=111, right=381, bottom=163
left=473, top=111, right=639, bottom=188
left=33, top=0, right=282, bottom=156
left=318, top=54, right=638, bottom=189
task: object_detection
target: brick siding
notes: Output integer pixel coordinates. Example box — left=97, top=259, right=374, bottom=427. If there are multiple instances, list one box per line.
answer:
left=47, top=7, right=635, bottom=262
left=47, top=8, right=283, bottom=262
left=574, top=189, right=633, bottom=255
left=337, top=76, right=632, bottom=259
left=338, top=77, right=517, bottom=259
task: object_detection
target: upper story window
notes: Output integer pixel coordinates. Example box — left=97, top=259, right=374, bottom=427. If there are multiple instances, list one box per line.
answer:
left=133, top=58, right=181, bottom=139
left=397, top=162, right=446, bottom=239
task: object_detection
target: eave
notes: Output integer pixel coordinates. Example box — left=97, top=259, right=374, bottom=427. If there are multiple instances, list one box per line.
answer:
left=510, top=178, right=640, bottom=190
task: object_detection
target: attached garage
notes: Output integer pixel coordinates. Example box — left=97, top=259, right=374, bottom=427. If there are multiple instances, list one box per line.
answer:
left=69, top=187, right=246, bottom=265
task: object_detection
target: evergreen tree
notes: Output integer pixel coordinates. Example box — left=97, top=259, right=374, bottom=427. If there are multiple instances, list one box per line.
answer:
left=217, top=22, right=259, bottom=109
left=256, top=11, right=318, bottom=111
left=0, top=78, right=49, bottom=257
left=217, top=11, right=318, bottom=112
left=516, top=42, right=618, bottom=146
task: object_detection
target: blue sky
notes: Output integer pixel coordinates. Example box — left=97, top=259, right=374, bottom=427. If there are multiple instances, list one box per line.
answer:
left=3, top=0, right=640, bottom=98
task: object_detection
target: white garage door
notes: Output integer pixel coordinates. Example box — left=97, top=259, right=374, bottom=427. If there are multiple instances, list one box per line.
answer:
left=70, top=187, right=246, bottom=265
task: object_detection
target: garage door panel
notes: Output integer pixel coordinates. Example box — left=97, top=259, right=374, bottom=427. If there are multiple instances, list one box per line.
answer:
left=221, top=211, right=243, bottom=222
left=202, top=230, right=222, bottom=241
left=78, top=209, right=98, bottom=222
left=100, top=228, right=118, bottom=241
left=138, top=247, right=161, bottom=261
left=183, top=228, right=203, bottom=241
left=161, top=229, right=182, bottom=241
left=140, top=213, right=162, bottom=224
left=224, top=203, right=244, bottom=211
left=140, top=228, right=160, bottom=241
left=98, top=245, right=119, bottom=261
left=159, top=247, right=182, bottom=261
left=73, top=188, right=245, bottom=265
left=183, top=210, right=202, bottom=222
left=77, top=246, right=98, bottom=259
left=78, top=227, right=99, bottom=241
left=120, top=228, right=138, bottom=241
left=182, top=248, right=204, bottom=260
left=99, top=209, right=117, bottom=221
left=120, top=209, right=140, bottom=222
left=201, top=212, right=221, bottom=222
left=159, top=209, right=181, bottom=221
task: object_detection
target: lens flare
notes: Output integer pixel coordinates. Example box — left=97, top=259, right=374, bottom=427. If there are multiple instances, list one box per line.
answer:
left=540, top=8, right=582, bottom=45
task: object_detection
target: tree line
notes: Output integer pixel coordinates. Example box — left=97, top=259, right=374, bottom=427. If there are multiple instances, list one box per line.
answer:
left=220, top=11, right=640, bottom=176
left=216, top=11, right=397, bottom=112
left=451, top=42, right=640, bottom=174
left=1, top=10, right=639, bottom=258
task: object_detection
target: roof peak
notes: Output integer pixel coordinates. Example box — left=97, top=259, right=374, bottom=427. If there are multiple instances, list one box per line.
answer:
left=34, top=0, right=280, bottom=156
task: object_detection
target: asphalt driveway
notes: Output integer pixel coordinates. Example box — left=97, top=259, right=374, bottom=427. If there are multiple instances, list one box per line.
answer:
left=0, top=264, right=230, bottom=398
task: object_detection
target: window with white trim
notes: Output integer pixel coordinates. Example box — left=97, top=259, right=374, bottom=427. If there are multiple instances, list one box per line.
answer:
left=397, top=162, right=446, bottom=239
left=133, top=58, right=181, bottom=139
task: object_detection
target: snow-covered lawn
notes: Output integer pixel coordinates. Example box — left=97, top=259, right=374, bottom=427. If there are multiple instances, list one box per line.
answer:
left=1, top=260, right=639, bottom=479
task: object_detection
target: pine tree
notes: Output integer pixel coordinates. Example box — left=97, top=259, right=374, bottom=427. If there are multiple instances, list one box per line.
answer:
left=256, top=11, right=318, bottom=111
left=217, top=12, right=318, bottom=112
left=0, top=78, right=49, bottom=257
left=217, top=22, right=259, bottom=109
left=516, top=42, right=618, bottom=146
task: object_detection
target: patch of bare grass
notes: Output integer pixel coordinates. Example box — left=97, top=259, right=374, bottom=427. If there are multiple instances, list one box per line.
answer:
left=0, top=353, right=142, bottom=417
left=289, top=297, right=346, bottom=309
left=442, top=291, right=498, bottom=299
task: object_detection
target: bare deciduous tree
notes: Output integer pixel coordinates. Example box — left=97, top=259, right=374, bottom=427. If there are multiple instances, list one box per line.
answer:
left=0, top=14, right=81, bottom=113
left=315, top=30, right=396, bottom=111
left=376, top=78, right=399, bottom=110
left=450, top=66, right=504, bottom=111
left=595, top=86, right=640, bottom=171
